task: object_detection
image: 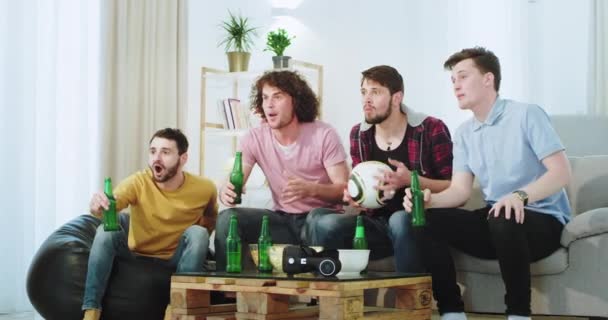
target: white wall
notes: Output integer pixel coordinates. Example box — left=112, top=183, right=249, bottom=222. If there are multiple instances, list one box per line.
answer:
left=186, top=0, right=591, bottom=174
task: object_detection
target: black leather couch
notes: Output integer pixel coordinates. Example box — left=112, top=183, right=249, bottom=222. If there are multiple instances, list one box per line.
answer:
left=26, top=213, right=174, bottom=320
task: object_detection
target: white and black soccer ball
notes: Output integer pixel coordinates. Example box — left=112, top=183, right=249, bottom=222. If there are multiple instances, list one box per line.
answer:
left=347, top=161, right=392, bottom=209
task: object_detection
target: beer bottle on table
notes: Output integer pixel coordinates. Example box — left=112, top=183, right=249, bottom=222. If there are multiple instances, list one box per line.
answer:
left=411, top=170, right=426, bottom=227
left=257, top=215, right=273, bottom=273
left=352, top=215, right=368, bottom=249
left=103, top=177, right=120, bottom=231
left=226, top=215, right=242, bottom=273
left=230, top=151, right=244, bottom=204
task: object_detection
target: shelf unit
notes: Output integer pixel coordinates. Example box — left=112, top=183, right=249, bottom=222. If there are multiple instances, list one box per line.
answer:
left=199, top=60, right=323, bottom=176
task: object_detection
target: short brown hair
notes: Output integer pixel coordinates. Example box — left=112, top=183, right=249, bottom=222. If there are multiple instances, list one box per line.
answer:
left=149, top=128, right=188, bottom=155
left=444, top=47, right=501, bottom=91
left=361, top=65, right=404, bottom=95
left=250, top=70, right=319, bottom=122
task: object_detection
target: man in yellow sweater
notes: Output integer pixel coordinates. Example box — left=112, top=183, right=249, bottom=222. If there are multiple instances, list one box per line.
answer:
left=81, top=128, right=218, bottom=320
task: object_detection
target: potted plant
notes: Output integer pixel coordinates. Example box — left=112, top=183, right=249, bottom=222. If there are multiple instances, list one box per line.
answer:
left=218, top=11, right=258, bottom=72
left=265, top=28, right=295, bottom=69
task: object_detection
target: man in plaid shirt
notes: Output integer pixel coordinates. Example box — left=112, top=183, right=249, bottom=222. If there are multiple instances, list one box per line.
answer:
left=307, top=65, right=453, bottom=272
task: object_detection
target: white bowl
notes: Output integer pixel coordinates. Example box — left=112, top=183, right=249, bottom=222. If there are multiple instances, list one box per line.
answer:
left=337, top=249, right=370, bottom=275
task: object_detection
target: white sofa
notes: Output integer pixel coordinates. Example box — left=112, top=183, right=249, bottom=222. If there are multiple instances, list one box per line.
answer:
left=367, top=115, right=608, bottom=318
left=453, top=155, right=608, bottom=317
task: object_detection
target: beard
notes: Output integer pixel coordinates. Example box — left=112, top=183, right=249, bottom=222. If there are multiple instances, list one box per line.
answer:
left=150, top=159, right=180, bottom=183
left=364, top=102, right=393, bottom=125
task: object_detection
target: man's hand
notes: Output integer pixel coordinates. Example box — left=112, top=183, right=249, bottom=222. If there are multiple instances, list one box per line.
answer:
left=489, top=193, right=526, bottom=224
left=90, top=192, right=110, bottom=216
left=219, top=181, right=246, bottom=207
left=375, top=158, right=411, bottom=192
left=343, top=188, right=362, bottom=208
left=282, top=176, right=314, bottom=204
left=403, top=187, right=432, bottom=213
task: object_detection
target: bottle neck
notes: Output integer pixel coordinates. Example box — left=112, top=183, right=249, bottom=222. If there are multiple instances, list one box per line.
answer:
left=355, top=226, right=365, bottom=238
left=104, top=179, right=114, bottom=197
left=233, top=153, right=243, bottom=172
left=411, top=171, right=420, bottom=191
left=228, top=219, right=238, bottom=237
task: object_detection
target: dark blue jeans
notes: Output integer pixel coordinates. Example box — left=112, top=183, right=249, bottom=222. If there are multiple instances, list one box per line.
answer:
left=81, top=224, right=209, bottom=310
left=305, top=208, right=425, bottom=273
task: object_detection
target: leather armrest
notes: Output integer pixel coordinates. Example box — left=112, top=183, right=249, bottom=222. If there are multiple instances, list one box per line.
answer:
left=561, top=208, right=608, bottom=247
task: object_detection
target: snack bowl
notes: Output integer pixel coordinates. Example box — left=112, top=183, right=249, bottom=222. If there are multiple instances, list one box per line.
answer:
left=337, top=249, right=370, bottom=275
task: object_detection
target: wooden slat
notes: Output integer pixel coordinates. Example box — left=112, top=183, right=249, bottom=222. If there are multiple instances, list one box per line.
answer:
left=170, top=288, right=210, bottom=308
left=234, top=306, right=319, bottom=320
left=209, top=303, right=237, bottom=313
left=319, top=295, right=364, bottom=320
left=234, top=278, right=276, bottom=287
left=275, top=280, right=310, bottom=288
left=394, top=286, right=433, bottom=310
left=206, top=313, right=237, bottom=320
left=206, top=278, right=236, bottom=285
left=170, top=315, right=206, bottom=320
left=236, top=292, right=289, bottom=314
left=310, top=276, right=431, bottom=291
left=172, top=275, right=206, bottom=283
left=171, top=306, right=209, bottom=315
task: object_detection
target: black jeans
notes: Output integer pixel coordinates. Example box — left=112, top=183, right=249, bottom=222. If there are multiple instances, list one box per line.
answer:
left=215, top=208, right=310, bottom=271
left=414, top=206, right=563, bottom=316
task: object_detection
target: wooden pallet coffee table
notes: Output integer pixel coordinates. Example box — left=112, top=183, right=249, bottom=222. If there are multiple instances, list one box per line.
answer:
left=166, top=271, right=432, bottom=320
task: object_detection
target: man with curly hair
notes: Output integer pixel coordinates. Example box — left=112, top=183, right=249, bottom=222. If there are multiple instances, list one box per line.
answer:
left=215, top=70, right=349, bottom=272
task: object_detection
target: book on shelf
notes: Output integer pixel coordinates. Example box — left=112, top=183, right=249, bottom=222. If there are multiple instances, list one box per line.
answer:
left=215, top=98, right=260, bottom=130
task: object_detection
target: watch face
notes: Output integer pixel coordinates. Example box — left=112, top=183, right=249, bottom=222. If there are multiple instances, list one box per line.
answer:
left=514, top=191, right=528, bottom=204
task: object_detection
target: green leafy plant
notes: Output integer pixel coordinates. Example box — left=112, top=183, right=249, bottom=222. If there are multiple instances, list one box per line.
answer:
left=265, top=28, right=295, bottom=56
left=218, top=11, right=258, bottom=52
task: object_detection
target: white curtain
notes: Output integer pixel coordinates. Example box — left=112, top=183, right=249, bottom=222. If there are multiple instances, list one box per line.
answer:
left=589, top=0, right=608, bottom=115
left=0, top=0, right=101, bottom=313
left=101, top=0, right=188, bottom=182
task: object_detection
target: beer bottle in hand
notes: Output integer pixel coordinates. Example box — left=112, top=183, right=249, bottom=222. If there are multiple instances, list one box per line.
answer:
left=257, top=215, right=273, bottom=273
left=352, top=215, right=368, bottom=249
left=226, top=215, right=242, bottom=273
left=411, top=170, right=426, bottom=227
left=230, top=152, right=244, bottom=204
left=103, top=177, right=120, bottom=231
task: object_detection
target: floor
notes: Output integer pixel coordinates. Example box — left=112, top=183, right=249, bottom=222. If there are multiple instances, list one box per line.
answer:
left=0, top=311, right=588, bottom=320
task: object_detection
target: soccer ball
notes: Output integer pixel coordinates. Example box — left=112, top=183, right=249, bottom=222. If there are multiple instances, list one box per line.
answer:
left=347, top=161, right=392, bottom=209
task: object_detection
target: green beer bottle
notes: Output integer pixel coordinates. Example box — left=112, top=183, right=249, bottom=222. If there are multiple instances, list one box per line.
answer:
left=352, top=215, right=368, bottom=249
left=226, top=215, right=242, bottom=273
left=411, top=170, right=426, bottom=227
left=257, top=215, right=273, bottom=273
left=230, top=152, right=244, bottom=204
left=103, top=177, right=120, bottom=231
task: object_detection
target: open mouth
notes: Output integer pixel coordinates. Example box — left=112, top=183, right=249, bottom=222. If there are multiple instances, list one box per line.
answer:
left=153, top=164, right=164, bottom=174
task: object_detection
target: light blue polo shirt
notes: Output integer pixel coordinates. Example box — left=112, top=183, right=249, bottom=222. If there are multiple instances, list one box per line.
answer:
left=453, top=98, right=571, bottom=224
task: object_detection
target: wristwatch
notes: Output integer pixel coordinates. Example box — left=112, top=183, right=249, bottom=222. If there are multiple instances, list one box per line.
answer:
left=512, top=190, right=529, bottom=206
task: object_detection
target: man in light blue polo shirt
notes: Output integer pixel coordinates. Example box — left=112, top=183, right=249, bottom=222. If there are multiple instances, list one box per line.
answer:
left=403, top=47, right=571, bottom=320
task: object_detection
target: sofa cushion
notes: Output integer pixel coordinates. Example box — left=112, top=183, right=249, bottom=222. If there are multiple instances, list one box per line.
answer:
left=453, top=247, right=568, bottom=276
left=566, top=156, right=608, bottom=216
left=561, top=207, right=608, bottom=247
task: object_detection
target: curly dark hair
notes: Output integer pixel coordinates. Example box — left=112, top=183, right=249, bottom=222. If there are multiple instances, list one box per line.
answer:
left=444, top=46, right=501, bottom=92
left=149, top=128, right=189, bottom=155
left=249, top=70, right=319, bottom=123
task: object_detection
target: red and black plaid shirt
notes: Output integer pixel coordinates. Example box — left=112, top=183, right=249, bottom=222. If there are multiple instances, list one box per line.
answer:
left=350, top=116, right=453, bottom=180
